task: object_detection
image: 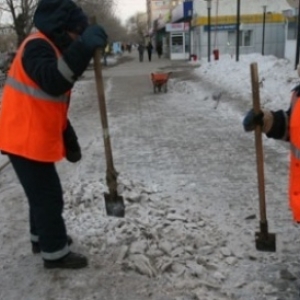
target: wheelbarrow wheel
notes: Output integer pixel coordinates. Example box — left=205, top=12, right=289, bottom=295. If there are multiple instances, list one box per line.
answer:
left=153, top=85, right=157, bottom=94
left=158, top=85, right=162, bottom=93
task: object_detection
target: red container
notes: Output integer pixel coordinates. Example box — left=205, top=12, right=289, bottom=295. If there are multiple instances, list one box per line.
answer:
left=213, top=49, right=219, bottom=60
left=190, top=54, right=197, bottom=61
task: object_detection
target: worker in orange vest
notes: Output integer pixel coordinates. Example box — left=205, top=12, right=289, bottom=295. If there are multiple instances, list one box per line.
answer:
left=0, top=0, right=107, bottom=269
left=243, top=84, right=300, bottom=223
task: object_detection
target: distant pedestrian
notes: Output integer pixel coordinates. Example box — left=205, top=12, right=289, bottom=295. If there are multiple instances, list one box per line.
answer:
left=137, top=43, right=144, bottom=62
left=156, top=42, right=162, bottom=59
left=146, top=41, right=153, bottom=62
left=126, top=43, right=132, bottom=53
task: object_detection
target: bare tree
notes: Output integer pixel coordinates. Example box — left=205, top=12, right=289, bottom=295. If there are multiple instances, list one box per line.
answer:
left=0, top=0, right=38, bottom=46
left=0, top=0, right=129, bottom=47
left=77, top=0, right=115, bottom=19
left=126, top=13, right=147, bottom=44
left=0, top=32, right=17, bottom=52
left=77, top=0, right=128, bottom=42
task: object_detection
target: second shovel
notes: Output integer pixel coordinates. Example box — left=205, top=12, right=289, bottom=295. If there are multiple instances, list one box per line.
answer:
left=250, top=62, right=276, bottom=252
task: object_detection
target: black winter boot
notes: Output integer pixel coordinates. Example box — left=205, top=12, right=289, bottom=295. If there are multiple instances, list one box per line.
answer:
left=43, top=252, right=88, bottom=269
left=32, top=235, right=73, bottom=254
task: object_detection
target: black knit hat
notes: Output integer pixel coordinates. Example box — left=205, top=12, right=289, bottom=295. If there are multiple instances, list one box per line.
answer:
left=65, top=6, right=88, bottom=34
left=34, top=0, right=88, bottom=36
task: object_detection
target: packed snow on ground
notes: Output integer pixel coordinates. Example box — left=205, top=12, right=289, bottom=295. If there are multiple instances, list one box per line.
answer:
left=1, top=52, right=300, bottom=300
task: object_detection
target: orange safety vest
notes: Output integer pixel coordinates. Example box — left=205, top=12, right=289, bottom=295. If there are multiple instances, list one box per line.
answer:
left=289, top=90, right=300, bottom=221
left=0, top=32, right=71, bottom=162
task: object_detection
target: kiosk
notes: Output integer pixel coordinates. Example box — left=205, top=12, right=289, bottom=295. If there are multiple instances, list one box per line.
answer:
left=166, top=22, right=190, bottom=60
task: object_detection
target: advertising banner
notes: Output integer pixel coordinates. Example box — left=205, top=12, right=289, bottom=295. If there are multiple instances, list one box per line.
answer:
left=166, top=22, right=190, bottom=32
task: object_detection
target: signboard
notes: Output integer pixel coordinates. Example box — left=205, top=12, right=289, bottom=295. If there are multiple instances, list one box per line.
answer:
left=194, top=13, right=284, bottom=26
left=203, top=24, right=237, bottom=32
left=171, top=1, right=193, bottom=23
left=166, top=22, right=190, bottom=32
left=183, top=1, right=193, bottom=18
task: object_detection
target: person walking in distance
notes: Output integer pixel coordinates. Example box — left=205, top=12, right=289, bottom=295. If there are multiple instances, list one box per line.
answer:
left=137, top=43, right=145, bottom=62
left=156, top=41, right=163, bottom=59
left=146, top=41, right=153, bottom=62
left=0, top=0, right=107, bottom=269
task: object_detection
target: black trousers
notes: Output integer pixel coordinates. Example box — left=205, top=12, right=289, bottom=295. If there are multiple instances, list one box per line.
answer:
left=148, top=51, right=152, bottom=62
left=139, top=52, right=144, bottom=62
left=8, top=154, right=69, bottom=260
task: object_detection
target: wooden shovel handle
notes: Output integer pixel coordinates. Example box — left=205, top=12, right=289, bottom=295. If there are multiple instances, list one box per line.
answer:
left=91, top=17, right=118, bottom=195
left=250, top=62, right=267, bottom=222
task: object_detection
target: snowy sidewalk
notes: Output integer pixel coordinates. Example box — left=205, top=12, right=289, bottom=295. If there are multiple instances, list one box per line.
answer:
left=1, top=51, right=300, bottom=300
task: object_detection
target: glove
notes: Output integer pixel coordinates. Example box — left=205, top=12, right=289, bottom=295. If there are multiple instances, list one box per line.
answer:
left=80, top=24, right=108, bottom=53
left=63, top=120, right=82, bottom=163
left=243, top=109, right=274, bottom=133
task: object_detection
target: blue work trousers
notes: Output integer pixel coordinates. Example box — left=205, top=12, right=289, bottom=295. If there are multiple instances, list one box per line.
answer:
left=8, top=154, right=69, bottom=260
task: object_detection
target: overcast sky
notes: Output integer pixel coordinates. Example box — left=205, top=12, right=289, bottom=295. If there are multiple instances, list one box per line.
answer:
left=115, top=0, right=147, bottom=23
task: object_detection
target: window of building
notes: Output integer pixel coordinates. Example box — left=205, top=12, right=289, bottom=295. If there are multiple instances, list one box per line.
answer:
left=288, top=21, right=297, bottom=40
left=227, top=31, right=235, bottom=47
left=227, top=30, right=253, bottom=47
left=243, top=30, right=252, bottom=46
left=171, top=34, right=184, bottom=53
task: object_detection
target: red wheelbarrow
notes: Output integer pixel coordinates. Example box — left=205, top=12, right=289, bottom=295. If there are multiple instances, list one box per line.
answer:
left=151, top=72, right=172, bottom=93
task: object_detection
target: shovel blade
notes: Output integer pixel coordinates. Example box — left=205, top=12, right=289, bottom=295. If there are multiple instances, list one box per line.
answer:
left=255, top=231, right=276, bottom=252
left=104, top=193, right=125, bottom=218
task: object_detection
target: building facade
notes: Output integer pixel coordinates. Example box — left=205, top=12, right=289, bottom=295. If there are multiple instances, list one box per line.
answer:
left=191, top=0, right=292, bottom=61
left=146, top=0, right=183, bottom=34
left=146, top=0, right=298, bottom=62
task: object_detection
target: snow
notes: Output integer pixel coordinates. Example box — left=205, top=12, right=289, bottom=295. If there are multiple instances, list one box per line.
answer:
left=1, top=51, right=300, bottom=299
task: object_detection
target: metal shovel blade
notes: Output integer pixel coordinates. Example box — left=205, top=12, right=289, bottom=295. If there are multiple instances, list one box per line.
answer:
left=104, top=193, right=125, bottom=217
left=255, top=231, right=276, bottom=252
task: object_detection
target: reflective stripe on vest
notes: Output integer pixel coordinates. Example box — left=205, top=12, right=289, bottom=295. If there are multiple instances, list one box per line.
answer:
left=6, top=76, right=69, bottom=103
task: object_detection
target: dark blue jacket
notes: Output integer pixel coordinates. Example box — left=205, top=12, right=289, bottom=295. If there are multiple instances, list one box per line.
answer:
left=22, top=0, right=92, bottom=96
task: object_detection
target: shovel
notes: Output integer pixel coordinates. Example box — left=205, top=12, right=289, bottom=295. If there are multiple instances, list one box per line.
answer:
left=92, top=19, right=125, bottom=218
left=250, top=62, right=276, bottom=252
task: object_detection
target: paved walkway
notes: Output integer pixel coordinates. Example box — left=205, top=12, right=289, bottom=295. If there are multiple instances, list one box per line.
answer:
left=1, top=50, right=299, bottom=300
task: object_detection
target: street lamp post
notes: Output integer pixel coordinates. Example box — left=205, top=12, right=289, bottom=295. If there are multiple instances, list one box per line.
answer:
left=206, top=0, right=212, bottom=62
left=187, top=4, right=193, bottom=61
left=262, top=5, right=267, bottom=55
left=236, top=0, right=241, bottom=62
